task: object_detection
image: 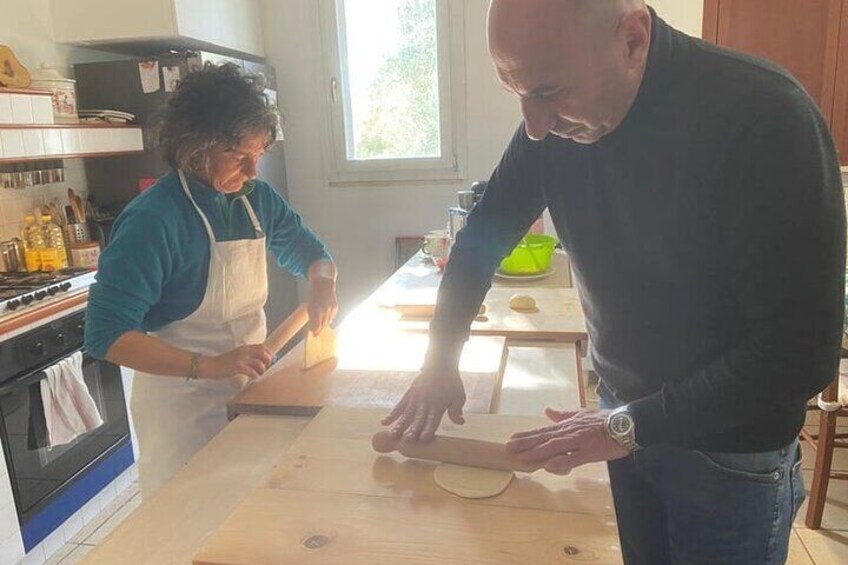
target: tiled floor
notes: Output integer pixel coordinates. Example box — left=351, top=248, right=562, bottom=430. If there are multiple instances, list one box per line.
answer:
left=793, top=415, right=848, bottom=564
left=41, top=481, right=141, bottom=565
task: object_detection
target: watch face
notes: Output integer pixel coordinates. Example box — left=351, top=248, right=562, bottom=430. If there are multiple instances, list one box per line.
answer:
left=610, top=414, right=633, bottom=435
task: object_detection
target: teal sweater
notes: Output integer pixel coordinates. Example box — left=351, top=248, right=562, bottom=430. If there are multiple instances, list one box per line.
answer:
left=85, top=171, right=330, bottom=359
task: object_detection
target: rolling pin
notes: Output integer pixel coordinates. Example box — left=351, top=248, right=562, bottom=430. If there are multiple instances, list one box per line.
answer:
left=231, top=304, right=310, bottom=388
left=371, top=430, right=543, bottom=473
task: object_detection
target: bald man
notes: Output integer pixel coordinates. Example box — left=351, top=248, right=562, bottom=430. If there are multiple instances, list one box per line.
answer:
left=385, top=1, right=844, bottom=563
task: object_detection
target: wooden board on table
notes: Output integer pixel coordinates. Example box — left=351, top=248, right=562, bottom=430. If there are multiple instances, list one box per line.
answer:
left=194, top=407, right=620, bottom=565
left=395, top=287, right=587, bottom=342
left=85, top=415, right=310, bottom=565
left=496, top=342, right=585, bottom=416
left=263, top=406, right=614, bottom=516
left=228, top=335, right=507, bottom=418
left=193, top=488, right=622, bottom=565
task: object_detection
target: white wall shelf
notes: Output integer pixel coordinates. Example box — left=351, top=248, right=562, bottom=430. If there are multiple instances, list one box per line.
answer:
left=0, top=88, right=56, bottom=126
left=0, top=124, right=143, bottom=163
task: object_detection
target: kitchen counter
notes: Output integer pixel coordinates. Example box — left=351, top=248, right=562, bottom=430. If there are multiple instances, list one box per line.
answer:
left=86, top=249, right=612, bottom=564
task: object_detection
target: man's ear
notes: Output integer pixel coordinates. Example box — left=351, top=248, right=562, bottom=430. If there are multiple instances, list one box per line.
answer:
left=618, top=9, right=651, bottom=69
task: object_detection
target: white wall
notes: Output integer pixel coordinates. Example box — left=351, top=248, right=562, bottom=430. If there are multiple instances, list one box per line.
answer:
left=650, top=0, right=704, bottom=38
left=261, top=0, right=705, bottom=314
left=2, top=0, right=125, bottom=79
left=0, top=0, right=129, bottom=242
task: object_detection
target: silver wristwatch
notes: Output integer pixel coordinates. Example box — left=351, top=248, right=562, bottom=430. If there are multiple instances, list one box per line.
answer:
left=607, top=406, right=640, bottom=452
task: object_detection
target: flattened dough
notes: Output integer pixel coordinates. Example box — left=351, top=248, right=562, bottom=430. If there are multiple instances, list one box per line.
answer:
left=433, top=463, right=515, bottom=499
left=509, top=293, right=538, bottom=312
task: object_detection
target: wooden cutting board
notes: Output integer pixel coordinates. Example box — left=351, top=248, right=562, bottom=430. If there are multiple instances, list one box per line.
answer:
left=393, top=287, right=587, bottom=342
left=193, top=407, right=621, bottom=565
left=227, top=334, right=507, bottom=418
left=264, top=406, right=615, bottom=513
left=193, top=488, right=621, bottom=565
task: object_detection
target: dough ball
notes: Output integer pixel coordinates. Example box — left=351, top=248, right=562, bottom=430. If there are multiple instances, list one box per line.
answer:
left=433, top=463, right=514, bottom=499
left=509, top=293, right=538, bottom=312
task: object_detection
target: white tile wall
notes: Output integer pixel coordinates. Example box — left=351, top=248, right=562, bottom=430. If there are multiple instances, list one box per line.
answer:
left=9, top=95, right=33, bottom=125
left=0, top=127, right=142, bottom=159
left=0, top=93, right=53, bottom=126
left=0, top=451, right=23, bottom=565
left=0, top=532, right=25, bottom=565
left=0, top=159, right=88, bottom=241
left=0, top=95, right=13, bottom=125
left=0, top=130, right=25, bottom=159
left=0, top=455, right=137, bottom=565
left=30, top=98, right=54, bottom=126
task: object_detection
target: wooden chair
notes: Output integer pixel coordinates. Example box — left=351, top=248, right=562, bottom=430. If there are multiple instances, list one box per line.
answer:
left=799, top=355, right=848, bottom=529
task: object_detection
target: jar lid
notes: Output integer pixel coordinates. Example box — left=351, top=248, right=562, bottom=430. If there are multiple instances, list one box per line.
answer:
left=71, top=241, right=99, bottom=249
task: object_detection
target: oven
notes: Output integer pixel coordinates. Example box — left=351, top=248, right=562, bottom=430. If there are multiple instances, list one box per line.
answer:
left=0, top=309, right=132, bottom=551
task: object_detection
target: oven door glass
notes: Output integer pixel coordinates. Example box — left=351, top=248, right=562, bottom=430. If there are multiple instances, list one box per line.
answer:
left=0, top=352, right=130, bottom=522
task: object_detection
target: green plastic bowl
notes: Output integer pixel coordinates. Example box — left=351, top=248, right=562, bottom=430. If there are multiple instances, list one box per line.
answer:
left=499, top=234, right=558, bottom=275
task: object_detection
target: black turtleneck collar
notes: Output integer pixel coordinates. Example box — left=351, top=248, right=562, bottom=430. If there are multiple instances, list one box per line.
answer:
left=608, top=7, right=680, bottom=140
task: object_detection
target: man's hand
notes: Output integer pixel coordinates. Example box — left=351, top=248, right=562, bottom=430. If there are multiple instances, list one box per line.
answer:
left=306, top=260, right=338, bottom=335
left=381, top=367, right=466, bottom=442
left=506, top=408, right=629, bottom=475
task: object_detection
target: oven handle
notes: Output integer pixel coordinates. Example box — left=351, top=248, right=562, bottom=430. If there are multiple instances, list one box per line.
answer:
left=0, top=349, right=92, bottom=396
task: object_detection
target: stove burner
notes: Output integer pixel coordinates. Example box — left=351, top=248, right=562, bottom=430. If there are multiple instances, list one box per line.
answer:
left=0, top=268, right=95, bottom=316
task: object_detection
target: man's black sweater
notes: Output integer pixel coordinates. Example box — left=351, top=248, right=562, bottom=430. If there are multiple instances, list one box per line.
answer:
left=429, top=12, right=846, bottom=452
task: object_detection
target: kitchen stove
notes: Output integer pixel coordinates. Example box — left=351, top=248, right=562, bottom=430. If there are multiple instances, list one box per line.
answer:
left=0, top=268, right=96, bottom=320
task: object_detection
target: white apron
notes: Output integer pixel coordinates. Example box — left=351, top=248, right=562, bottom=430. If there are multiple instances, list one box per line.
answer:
left=131, top=170, right=268, bottom=498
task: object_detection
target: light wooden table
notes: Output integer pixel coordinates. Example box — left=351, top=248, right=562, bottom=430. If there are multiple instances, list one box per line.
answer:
left=87, top=250, right=606, bottom=564
left=82, top=415, right=310, bottom=565
left=193, top=407, right=621, bottom=565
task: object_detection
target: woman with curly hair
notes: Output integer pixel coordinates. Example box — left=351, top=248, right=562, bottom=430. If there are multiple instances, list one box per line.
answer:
left=85, top=63, right=337, bottom=497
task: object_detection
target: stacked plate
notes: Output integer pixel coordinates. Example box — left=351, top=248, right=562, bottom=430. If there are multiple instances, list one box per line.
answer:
left=493, top=269, right=552, bottom=281
left=78, top=109, right=136, bottom=124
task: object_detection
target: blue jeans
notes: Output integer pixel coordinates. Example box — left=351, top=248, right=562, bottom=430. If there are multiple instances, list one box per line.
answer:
left=600, top=392, right=805, bottom=564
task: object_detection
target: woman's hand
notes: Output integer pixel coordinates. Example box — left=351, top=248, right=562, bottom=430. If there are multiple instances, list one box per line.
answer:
left=306, top=260, right=339, bottom=335
left=200, top=345, right=274, bottom=381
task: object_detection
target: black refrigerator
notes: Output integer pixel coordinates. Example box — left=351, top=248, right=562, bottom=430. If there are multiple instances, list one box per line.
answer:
left=73, top=51, right=300, bottom=332
left=74, top=50, right=280, bottom=207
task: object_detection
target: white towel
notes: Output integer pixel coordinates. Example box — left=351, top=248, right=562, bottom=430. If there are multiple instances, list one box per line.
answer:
left=40, top=351, right=104, bottom=447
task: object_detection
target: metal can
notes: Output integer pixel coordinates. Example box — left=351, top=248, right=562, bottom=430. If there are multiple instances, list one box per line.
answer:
left=0, top=239, right=27, bottom=272
left=70, top=241, right=100, bottom=269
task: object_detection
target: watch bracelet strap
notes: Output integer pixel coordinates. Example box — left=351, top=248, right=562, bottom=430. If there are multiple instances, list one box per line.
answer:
left=619, top=433, right=640, bottom=452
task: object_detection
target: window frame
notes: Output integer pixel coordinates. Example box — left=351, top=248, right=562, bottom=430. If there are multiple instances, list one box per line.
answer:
left=318, top=0, right=467, bottom=185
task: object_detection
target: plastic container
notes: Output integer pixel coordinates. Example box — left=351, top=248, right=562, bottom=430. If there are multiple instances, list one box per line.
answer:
left=21, top=215, right=44, bottom=272
left=499, top=234, right=558, bottom=275
left=40, top=215, right=69, bottom=271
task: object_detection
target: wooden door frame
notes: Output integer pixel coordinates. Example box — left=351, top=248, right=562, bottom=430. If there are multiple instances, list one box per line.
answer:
left=830, top=0, right=848, bottom=158
left=702, top=0, right=720, bottom=42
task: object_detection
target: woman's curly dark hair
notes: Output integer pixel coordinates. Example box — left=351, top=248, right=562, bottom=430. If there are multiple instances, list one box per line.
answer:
left=159, top=62, right=279, bottom=175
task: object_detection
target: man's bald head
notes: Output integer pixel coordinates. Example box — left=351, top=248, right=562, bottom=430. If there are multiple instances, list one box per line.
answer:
left=488, top=0, right=645, bottom=53
left=487, top=0, right=651, bottom=143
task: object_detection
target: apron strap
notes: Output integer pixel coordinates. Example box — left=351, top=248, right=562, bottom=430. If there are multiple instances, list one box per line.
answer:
left=240, top=195, right=265, bottom=238
left=177, top=169, right=218, bottom=243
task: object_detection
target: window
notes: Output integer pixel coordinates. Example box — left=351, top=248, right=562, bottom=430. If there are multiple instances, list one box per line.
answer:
left=320, top=0, right=466, bottom=183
